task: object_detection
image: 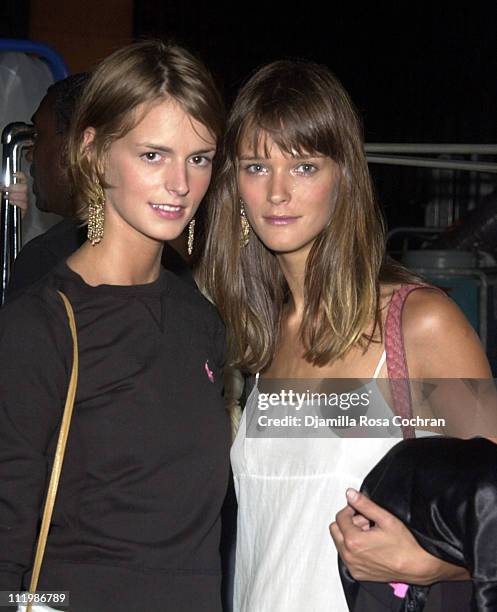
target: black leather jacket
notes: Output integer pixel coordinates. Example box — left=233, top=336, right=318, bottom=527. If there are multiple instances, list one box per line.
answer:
left=339, top=437, right=497, bottom=612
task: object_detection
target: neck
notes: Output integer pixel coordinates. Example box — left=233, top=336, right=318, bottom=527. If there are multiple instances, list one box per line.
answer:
left=276, top=248, right=308, bottom=320
left=67, top=217, right=163, bottom=286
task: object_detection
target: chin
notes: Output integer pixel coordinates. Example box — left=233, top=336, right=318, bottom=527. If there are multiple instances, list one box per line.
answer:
left=268, top=246, right=302, bottom=256
left=150, top=228, right=188, bottom=243
left=264, top=239, right=314, bottom=257
left=261, top=238, right=301, bottom=252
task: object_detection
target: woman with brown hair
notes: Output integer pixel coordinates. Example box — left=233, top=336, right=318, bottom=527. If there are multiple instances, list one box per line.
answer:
left=0, top=40, right=229, bottom=611
left=201, top=60, right=492, bottom=610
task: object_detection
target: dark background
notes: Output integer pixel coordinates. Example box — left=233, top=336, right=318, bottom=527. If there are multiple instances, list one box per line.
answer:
left=134, top=2, right=497, bottom=230
left=3, top=2, right=496, bottom=142
left=2, top=1, right=496, bottom=228
left=133, top=2, right=497, bottom=144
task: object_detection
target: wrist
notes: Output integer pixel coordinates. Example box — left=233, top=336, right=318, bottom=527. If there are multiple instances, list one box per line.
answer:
left=414, top=549, right=442, bottom=585
left=395, top=546, right=441, bottom=586
left=407, top=548, right=468, bottom=585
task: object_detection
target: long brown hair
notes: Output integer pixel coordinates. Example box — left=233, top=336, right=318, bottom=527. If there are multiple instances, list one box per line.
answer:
left=200, top=60, right=417, bottom=372
left=68, top=39, right=224, bottom=221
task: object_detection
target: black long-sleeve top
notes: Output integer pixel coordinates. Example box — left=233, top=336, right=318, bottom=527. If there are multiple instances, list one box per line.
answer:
left=0, top=261, right=231, bottom=611
left=6, top=218, right=194, bottom=300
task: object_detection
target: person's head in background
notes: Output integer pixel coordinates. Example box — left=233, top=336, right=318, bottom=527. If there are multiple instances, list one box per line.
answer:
left=30, top=73, right=90, bottom=217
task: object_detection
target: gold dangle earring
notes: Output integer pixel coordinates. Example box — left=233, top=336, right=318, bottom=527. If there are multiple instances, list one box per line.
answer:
left=187, top=218, right=196, bottom=255
left=88, top=181, right=105, bottom=245
left=240, top=200, right=250, bottom=247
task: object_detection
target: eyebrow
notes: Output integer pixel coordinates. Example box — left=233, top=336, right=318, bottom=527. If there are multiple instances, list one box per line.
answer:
left=238, top=154, right=324, bottom=161
left=137, top=143, right=216, bottom=155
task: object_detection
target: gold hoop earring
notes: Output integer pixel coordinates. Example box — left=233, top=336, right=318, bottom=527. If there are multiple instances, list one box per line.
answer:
left=240, top=200, right=250, bottom=247
left=88, top=181, right=105, bottom=245
left=187, top=218, right=195, bottom=255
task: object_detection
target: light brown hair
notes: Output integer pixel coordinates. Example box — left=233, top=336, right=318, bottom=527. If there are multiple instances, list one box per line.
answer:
left=68, top=39, right=224, bottom=221
left=200, top=60, right=417, bottom=372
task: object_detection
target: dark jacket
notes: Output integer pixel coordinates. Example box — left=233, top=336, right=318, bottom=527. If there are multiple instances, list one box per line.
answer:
left=339, top=437, right=497, bottom=612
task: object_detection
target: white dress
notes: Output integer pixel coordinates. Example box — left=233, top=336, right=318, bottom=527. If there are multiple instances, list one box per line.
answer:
left=231, top=352, right=405, bottom=612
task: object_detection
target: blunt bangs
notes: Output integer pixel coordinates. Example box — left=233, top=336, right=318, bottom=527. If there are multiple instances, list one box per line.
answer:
left=234, top=61, right=348, bottom=162
left=238, top=104, right=342, bottom=162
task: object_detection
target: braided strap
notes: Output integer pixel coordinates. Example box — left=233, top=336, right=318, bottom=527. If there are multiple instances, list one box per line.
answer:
left=384, top=284, right=427, bottom=440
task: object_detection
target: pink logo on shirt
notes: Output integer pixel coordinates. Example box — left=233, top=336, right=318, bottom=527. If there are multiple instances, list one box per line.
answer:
left=204, top=360, right=215, bottom=383
left=389, top=582, right=409, bottom=598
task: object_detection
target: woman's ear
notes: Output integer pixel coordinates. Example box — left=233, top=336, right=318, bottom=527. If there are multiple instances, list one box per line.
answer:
left=82, top=127, right=96, bottom=152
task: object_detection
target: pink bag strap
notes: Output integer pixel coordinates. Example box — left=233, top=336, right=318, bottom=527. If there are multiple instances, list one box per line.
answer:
left=384, top=283, right=433, bottom=439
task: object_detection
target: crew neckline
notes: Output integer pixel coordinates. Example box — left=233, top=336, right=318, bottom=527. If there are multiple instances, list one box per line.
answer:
left=55, top=260, right=169, bottom=297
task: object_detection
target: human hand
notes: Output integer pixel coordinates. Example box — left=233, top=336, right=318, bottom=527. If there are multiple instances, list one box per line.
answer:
left=329, top=488, right=453, bottom=585
left=1, top=171, right=29, bottom=218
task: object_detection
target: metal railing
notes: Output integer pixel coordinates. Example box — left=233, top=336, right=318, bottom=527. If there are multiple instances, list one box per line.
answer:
left=365, top=143, right=497, bottom=174
left=0, top=39, right=69, bottom=303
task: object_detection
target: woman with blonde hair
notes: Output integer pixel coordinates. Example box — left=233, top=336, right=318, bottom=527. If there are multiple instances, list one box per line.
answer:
left=201, top=60, right=492, bottom=610
left=0, top=40, right=229, bottom=611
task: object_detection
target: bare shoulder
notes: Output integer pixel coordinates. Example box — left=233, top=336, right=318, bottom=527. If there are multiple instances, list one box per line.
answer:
left=401, top=287, right=491, bottom=378
left=402, top=287, right=467, bottom=337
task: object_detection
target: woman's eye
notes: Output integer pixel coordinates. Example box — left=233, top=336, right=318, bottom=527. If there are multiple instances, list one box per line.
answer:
left=189, top=155, right=211, bottom=167
left=141, top=152, right=162, bottom=163
left=245, top=163, right=267, bottom=175
left=294, top=163, right=317, bottom=175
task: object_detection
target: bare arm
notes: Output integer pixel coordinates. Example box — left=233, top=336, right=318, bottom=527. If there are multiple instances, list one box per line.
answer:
left=404, top=289, right=497, bottom=441
left=331, top=289, right=494, bottom=584
left=330, top=489, right=469, bottom=584
left=403, top=288, right=492, bottom=379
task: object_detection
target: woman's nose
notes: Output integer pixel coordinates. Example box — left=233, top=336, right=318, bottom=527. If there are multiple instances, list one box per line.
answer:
left=267, top=171, right=290, bottom=205
left=165, top=161, right=189, bottom=197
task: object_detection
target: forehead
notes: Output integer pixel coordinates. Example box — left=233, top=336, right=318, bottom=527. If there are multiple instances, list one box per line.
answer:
left=126, top=98, right=216, bottom=147
left=237, top=121, right=326, bottom=158
left=238, top=129, right=313, bottom=159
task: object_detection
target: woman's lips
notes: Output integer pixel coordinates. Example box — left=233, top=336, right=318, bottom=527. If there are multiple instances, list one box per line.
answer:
left=263, top=215, right=301, bottom=225
left=149, top=202, right=185, bottom=220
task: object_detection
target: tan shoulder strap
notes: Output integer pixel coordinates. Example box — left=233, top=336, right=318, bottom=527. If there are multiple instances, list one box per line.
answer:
left=27, top=290, right=79, bottom=612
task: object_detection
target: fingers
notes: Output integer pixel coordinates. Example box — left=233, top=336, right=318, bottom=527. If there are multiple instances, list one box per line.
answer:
left=330, top=513, right=368, bottom=580
left=344, top=488, right=395, bottom=527
left=352, top=514, right=371, bottom=531
left=13, top=171, right=28, bottom=184
left=2, top=192, right=29, bottom=212
left=334, top=499, right=363, bottom=539
left=329, top=520, right=345, bottom=550
left=1, top=174, right=30, bottom=213
left=331, top=490, right=426, bottom=583
left=1, top=171, right=28, bottom=187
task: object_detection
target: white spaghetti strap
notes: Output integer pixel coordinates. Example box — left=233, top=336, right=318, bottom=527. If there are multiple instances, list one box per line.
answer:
left=372, top=350, right=386, bottom=379
left=252, top=372, right=259, bottom=390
